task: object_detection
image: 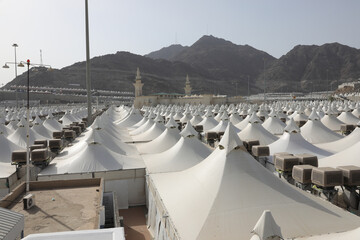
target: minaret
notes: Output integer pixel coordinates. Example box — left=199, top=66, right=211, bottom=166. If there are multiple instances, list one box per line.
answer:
left=133, top=67, right=144, bottom=97
left=184, top=74, right=192, bottom=95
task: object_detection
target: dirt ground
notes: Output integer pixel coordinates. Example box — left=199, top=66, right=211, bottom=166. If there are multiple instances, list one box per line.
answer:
left=8, top=186, right=101, bottom=236
left=119, top=206, right=152, bottom=240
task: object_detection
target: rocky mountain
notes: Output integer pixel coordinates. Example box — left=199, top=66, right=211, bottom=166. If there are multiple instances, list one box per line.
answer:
left=262, top=43, right=360, bottom=92
left=5, top=35, right=360, bottom=96
left=145, top=44, right=187, bottom=61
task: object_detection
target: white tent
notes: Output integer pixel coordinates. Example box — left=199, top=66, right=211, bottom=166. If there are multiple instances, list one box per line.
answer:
left=32, top=123, right=53, bottom=139
left=268, top=132, right=332, bottom=159
left=318, top=140, right=360, bottom=168
left=148, top=123, right=360, bottom=240
left=43, top=118, right=63, bottom=132
left=300, top=119, right=343, bottom=144
left=196, top=116, right=218, bottom=132
left=131, top=122, right=166, bottom=142
left=115, top=108, right=143, bottom=128
left=130, top=119, right=155, bottom=136
left=295, top=227, right=360, bottom=240
left=315, top=127, right=360, bottom=153
left=262, top=116, right=286, bottom=135
left=136, top=127, right=180, bottom=154
left=8, top=126, right=44, bottom=148
left=0, top=133, right=25, bottom=163
left=0, top=123, right=14, bottom=137
left=337, top=106, right=359, bottom=125
left=238, top=114, right=278, bottom=145
left=143, top=123, right=211, bottom=174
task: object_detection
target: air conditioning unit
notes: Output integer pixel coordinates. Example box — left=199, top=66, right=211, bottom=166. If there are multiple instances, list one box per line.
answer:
left=23, top=194, right=35, bottom=210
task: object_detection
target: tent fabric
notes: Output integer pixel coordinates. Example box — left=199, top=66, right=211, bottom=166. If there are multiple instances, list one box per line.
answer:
left=251, top=210, right=283, bottom=240
left=337, top=112, right=359, bottom=125
left=321, top=115, right=344, bottom=131
left=315, top=127, right=360, bottom=153
left=238, top=122, right=278, bottom=145
left=40, top=141, right=144, bottom=175
left=149, top=124, right=360, bottom=240
left=268, top=132, right=332, bottom=159
left=43, top=118, right=63, bottom=132
left=295, top=227, right=360, bottom=240
left=115, top=108, right=143, bottom=128
left=130, top=119, right=155, bottom=136
left=262, top=117, right=286, bottom=135
left=136, top=127, right=180, bottom=154
left=32, top=123, right=53, bottom=139
left=0, top=133, right=25, bottom=163
left=318, top=140, right=360, bottom=168
left=131, top=122, right=166, bottom=142
left=196, top=116, right=218, bottom=132
left=8, top=126, right=45, bottom=148
left=0, top=162, right=16, bottom=178
left=300, top=120, right=343, bottom=144
left=143, top=135, right=212, bottom=174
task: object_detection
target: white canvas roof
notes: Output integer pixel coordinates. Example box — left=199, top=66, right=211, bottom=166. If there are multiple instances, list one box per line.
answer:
left=197, top=116, right=218, bottom=132
left=315, top=127, right=360, bottom=153
left=32, top=123, right=53, bottom=139
left=143, top=135, right=211, bottom=174
left=295, top=227, right=360, bottom=240
left=268, top=132, right=332, bottom=159
left=22, top=227, right=125, bottom=240
left=337, top=111, right=359, bottom=125
left=131, top=122, right=166, bottom=142
left=43, top=118, right=63, bottom=132
left=318, top=140, right=360, bottom=168
left=40, top=141, right=144, bottom=175
left=150, top=123, right=360, bottom=239
left=136, top=127, right=180, bottom=154
left=0, top=133, right=24, bottom=163
left=0, top=162, right=16, bottom=178
left=300, top=119, right=343, bottom=144
left=262, top=116, right=286, bottom=135
left=238, top=122, right=278, bottom=145
left=8, top=126, right=45, bottom=148
left=321, top=115, right=344, bottom=131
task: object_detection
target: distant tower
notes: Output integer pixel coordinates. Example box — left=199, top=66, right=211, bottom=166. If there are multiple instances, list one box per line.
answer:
left=133, top=67, right=144, bottom=97
left=184, top=74, right=192, bottom=95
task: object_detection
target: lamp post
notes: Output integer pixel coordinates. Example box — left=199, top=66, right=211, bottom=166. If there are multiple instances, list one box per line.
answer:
left=263, top=58, right=266, bottom=102
left=85, top=0, right=92, bottom=126
left=247, top=75, right=250, bottom=99
left=15, top=60, right=51, bottom=192
left=13, top=44, right=19, bottom=108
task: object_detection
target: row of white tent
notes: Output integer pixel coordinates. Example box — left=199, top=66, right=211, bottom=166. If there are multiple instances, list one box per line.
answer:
left=112, top=105, right=360, bottom=240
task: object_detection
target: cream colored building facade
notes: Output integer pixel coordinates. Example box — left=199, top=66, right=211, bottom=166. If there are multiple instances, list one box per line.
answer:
left=133, top=69, right=243, bottom=108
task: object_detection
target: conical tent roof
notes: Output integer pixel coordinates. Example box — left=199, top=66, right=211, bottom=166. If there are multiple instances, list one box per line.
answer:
left=143, top=135, right=211, bottom=174
left=321, top=114, right=344, bottom=131
left=150, top=124, right=360, bottom=240
left=315, top=127, right=360, bottom=153
left=262, top=116, right=286, bottom=135
left=130, top=119, right=154, bottom=136
left=82, top=128, right=140, bottom=156
left=196, top=116, right=218, bottom=132
left=337, top=111, right=359, bottom=125
left=131, top=122, right=166, bottom=142
left=32, top=123, right=53, bottom=139
left=300, top=119, right=343, bottom=144
left=8, top=126, right=45, bottom=148
left=268, top=132, right=332, bottom=159
left=136, top=127, right=180, bottom=154
left=40, top=141, right=144, bottom=175
left=0, top=133, right=25, bottom=163
left=318, top=140, right=360, bottom=168
left=43, top=118, right=63, bottom=132
left=238, top=122, right=278, bottom=145
left=0, top=123, right=14, bottom=137
left=115, top=108, right=143, bottom=128
left=251, top=210, right=283, bottom=240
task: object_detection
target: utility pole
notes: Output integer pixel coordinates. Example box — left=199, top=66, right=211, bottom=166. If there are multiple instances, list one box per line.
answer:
left=263, top=58, right=266, bottom=102
left=85, top=0, right=92, bottom=126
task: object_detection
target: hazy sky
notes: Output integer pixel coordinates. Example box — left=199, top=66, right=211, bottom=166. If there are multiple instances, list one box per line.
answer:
left=0, top=0, right=359, bottom=86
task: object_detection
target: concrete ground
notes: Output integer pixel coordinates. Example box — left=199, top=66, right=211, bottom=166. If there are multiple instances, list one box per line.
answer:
left=119, top=206, right=151, bottom=240
left=8, top=186, right=101, bottom=236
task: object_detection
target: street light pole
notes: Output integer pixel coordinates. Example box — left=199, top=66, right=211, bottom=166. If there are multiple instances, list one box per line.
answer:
left=85, top=0, right=92, bottom=126
left=263, top=58, right=266, bottom=102
left=247, top=75, right=250, bottom=99
left=26, top=59, right=30, bottom=192
left=12, top=43, right=19, bottom=108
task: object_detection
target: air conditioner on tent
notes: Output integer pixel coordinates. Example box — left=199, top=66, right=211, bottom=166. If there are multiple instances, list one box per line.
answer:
left=23, top=194, right=35, bottom=210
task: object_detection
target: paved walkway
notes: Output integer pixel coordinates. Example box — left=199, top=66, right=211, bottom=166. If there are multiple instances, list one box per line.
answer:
left=119, top=206, right=152, bottom=240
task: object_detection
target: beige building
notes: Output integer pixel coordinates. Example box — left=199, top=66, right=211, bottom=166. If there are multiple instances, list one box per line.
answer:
left=133, top=69, right=243, bottom=108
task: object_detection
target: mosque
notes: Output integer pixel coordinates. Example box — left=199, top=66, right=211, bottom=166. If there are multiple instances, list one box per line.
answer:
left=133, top=68, right=243, bottom=108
